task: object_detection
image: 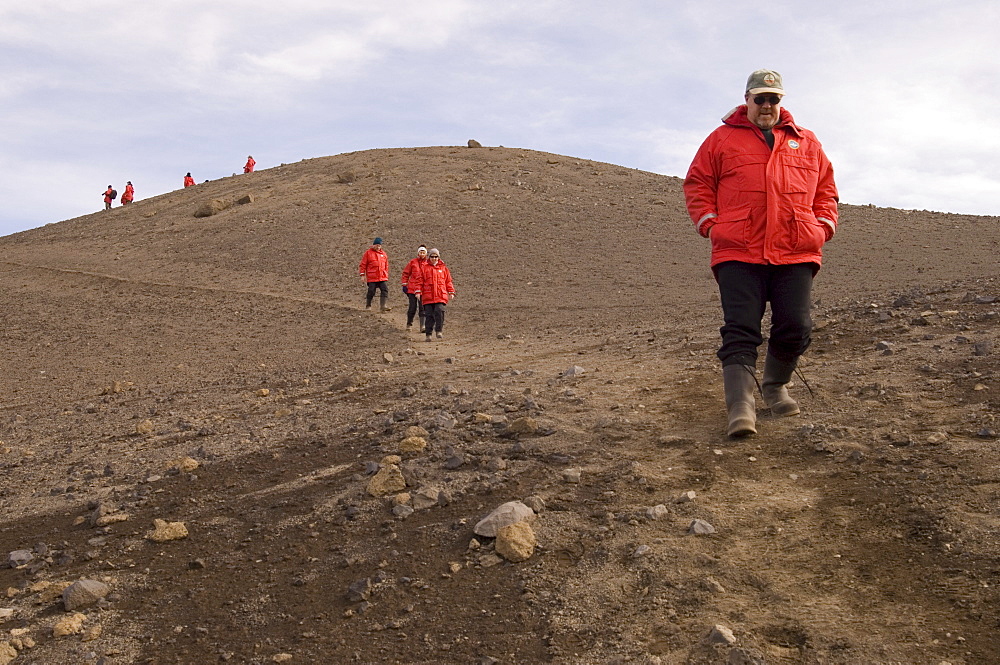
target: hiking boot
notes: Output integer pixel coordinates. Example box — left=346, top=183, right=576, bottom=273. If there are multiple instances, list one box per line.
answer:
left=425, top=334, right=433, bottom=342
left=436, top=332, right=443, bottom=339
left=762, top=355, right=800, bottom=416
left=723, top=364, right=757, bottom=437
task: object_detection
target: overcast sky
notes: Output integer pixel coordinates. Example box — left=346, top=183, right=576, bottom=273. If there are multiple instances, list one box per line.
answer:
left=1, top=0, right=998, bottom=237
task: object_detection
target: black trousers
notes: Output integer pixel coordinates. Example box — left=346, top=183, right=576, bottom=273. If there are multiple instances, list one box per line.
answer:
left=715, top=261, right=815, bottom=367
left=406, top=293, right=424, bottom=327
left=423, top=302, right=445, bottom=333
left=366, top=281, right=388, bottom=307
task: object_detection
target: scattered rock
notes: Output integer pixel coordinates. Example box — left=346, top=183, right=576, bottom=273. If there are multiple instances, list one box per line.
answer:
left=367, top=464, right=407, bottom=496
left=646, top=504, right=669, bottom=520
left=632, top=544, right=652, bottom=558
left=688, top=519, right=716, bottom=535
left=705, top=624, right=736, bottom=645
left=63, top=579, right=110, bottom=611
left=147, top=519, right=189, bottom=542
left=52, top=612, right=87, bottom=637
left=522, top=495, right=545, bottom=513
left=194, top=198, right=231, bottom=218
left=562, top=365, right=586, bottom=377
left=411, top=487, right=441, bottom=510
left=562, top=468, right=581, bottom=484
left=0, top=642, right=15, bottom=665
left=677, top=491, right=697, bottom=503
left=391, top=504, right=414, bottom=519
left=474, top=501, right=535, bottom=538
left=399, top=436, right=427, bottom=453
left=495, top=522, right=536, bottom=562
left=171, top=457, right=200, bottom=473
left=6, top=550, right=32, bottom=568
left=468, top=139, right=483, bottom=148
left=506, top=417, right=538, bottom=436
left=134, top=419, right=155, bottom=435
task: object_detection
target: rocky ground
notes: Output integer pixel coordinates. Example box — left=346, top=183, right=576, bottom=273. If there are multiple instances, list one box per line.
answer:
left=0, top=146, right=998, bottom=664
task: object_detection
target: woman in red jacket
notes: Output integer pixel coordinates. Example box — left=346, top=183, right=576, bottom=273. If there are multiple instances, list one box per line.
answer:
left=401, top=245, right=428, bottom=331
left=243, top=156, right=255, bottom=173
left=183, top=173, right=195, bottom=187
left=414, top=248, right=455, bottom=341
left=121, top=181, right=134, bottom=205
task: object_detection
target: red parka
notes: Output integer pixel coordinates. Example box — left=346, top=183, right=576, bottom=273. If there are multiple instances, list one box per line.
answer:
left=243, top=157, right=255, bottom=173
left=122, top=183, right=134, bottom=203
left=359, top=246, right=389, bottom=282
left=414, top=260, right=455, bottom=305
left=684, top=105, right=839, bottom=269
left=401, top=256, right=427, bottom=293
left=184, top=175, right=195, bottom=187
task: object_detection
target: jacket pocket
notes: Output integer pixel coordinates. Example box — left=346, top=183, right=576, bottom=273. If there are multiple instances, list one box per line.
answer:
left=792, top=208, right=828, bottom=253
left=711, top=207, right=751, bottom=253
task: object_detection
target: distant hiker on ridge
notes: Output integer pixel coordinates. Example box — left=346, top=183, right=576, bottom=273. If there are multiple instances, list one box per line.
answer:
left=359, top=237, right=391, bottom=312
left=401, top=245, right=429, bottom=332
left=414, top=248, right=455, bottom=342
left=102, top=185, right=116, bottom=210
left=121, top=181, right=134, bottom=205
left=184, top=173, right=195, bottom=187
left=684, top=69, right=839, bottom=438
left=243, top=155, right=255, bottom=173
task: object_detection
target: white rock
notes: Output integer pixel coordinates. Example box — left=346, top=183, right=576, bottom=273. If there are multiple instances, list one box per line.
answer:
left=474, top=501, right=535, bottom=537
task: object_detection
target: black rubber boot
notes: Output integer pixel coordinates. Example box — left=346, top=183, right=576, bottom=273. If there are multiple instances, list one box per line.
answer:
left=762, top=355, right=800, bottom=416
left=723, top=364, right=757, bottom=437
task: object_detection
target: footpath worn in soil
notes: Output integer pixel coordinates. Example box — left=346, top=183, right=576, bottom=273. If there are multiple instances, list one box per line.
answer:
left=0, top=146, right=998, bottom=664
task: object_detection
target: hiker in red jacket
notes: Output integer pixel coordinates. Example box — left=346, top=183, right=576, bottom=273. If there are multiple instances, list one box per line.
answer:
left=359, top=237, right=391, bottom=312
left=413, top=248, right=455, bottom=342
left=684, top=69, right=839, bottom=438
left=401, top=245, right=429, bottom=331
left=184, top=173, right=195, bottom=187
left=102, top=185, right=115, bottom=210
left=243, top=156, right=255, bottom=173
left=121, top=181, right=134, bottom=205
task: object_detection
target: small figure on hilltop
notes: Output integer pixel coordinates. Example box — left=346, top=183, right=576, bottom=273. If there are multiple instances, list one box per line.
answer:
left=414, top=248, right=455, bottom=342
left=683, top=69, right=839, bottom=438
left=184, top=173, right=195, bottom=187
left=243, top=156, right=255, bottom=173
left=401, top=245, right=429, bottom=332
left=121, top=181, right=134, bottom=205
left=359, top=237, right=391, bottom=312
left=102, top=185, right=116, bottom=210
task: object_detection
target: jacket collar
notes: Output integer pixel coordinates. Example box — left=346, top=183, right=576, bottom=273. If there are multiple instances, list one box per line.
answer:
left=722, top=105, right=803, bottom=137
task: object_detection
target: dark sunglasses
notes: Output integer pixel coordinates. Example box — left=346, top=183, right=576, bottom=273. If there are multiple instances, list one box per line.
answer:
left=429, top=255, right=440, bottom=258
left=752, top=94, right=782, bottom=105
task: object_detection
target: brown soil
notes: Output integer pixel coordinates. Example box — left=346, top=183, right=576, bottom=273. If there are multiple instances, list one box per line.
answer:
left=0, top=146, right=998, bottom=665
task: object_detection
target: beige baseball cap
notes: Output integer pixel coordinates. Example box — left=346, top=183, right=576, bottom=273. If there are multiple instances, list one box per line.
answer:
left=746, top=69, right=784, bottom=95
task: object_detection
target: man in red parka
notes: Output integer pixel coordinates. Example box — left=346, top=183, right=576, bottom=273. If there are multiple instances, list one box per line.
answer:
left=359, top=237, right=391, bottom=312
left=684, top=69, right=839, bottom=437
left=414, top=248, right=455, bottom=342
left=244, top=156, right=255, bottom=173
left=184, top=173, right=195, bottom=187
